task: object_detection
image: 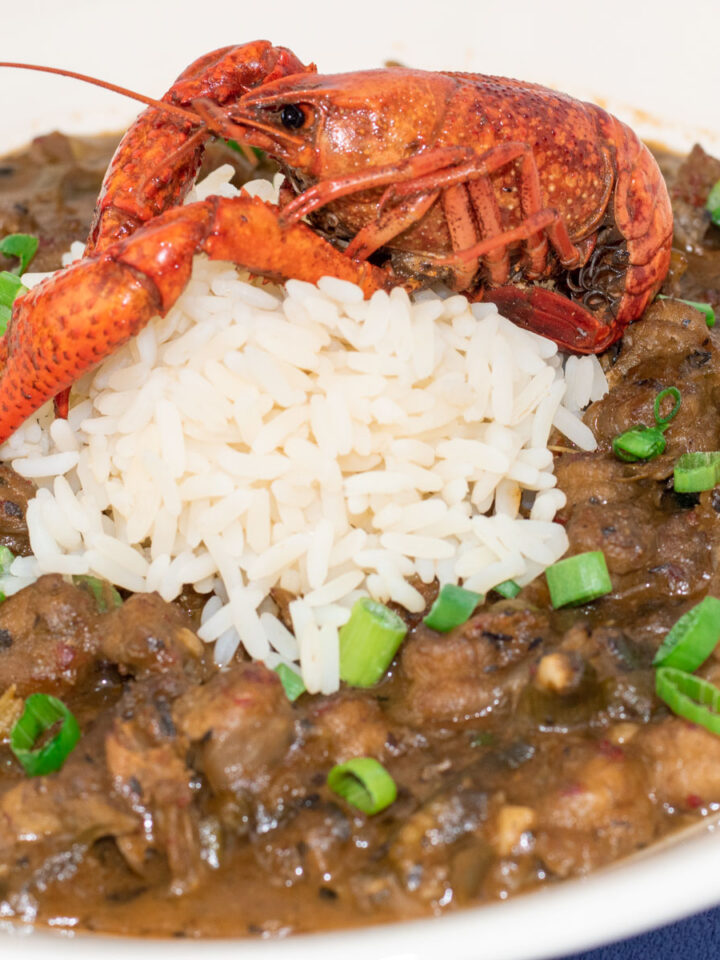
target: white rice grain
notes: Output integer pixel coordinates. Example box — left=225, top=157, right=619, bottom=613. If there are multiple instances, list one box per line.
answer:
left=13, top=451, right=80, bottom=478
left=260, top=612, right=300, bottom=660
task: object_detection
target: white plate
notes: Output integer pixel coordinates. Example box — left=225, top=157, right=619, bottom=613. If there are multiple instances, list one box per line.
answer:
left=1, top=1, right=719, bottom=956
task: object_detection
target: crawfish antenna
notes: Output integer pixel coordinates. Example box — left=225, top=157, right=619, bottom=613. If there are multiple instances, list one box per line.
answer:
left=0, top=62, right=201, bottom=125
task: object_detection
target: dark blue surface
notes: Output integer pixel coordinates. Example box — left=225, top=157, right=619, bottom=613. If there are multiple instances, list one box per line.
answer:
left=558, top=906, right=720, bottom=960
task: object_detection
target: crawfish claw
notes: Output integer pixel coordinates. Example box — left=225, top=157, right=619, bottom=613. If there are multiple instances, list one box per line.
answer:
left=482, top=285, right=622, bottom=354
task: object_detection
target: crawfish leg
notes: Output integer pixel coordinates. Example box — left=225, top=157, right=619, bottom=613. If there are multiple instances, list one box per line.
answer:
left=465, top=177, right=511, bottom=285
left=481, top=286, right=621, bottom=354
left=0, top=195, right=390, bottom=444
left=344, top=192, right=441, bottom=261
left=280, top=146, right=473, bottom=224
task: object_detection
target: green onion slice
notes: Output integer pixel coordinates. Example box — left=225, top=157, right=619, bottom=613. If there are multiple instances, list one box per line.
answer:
left=0, top=233, right=38, bottom=275
left=655, top=667, right=720, bottom=735
left=657, top=295, right=715, bottom=328
left=0, top=270, right=25, bottom=306
left=652, top=596, right=720, bottom=672
left=0, top=546, right=14, bottom=576
left=706, top=179, right=720, bottom=226
left=274, top=663, right=306, bottom=702
left=612, top=426, right=667, bottom=462
left=0, top=270, right=26, bottom=335
left=10, top=693, right=80, bottom=776
left=327, top=757, right=397, bottom=815
left=545, top=550, right=612, bottom=608
left=612, top=386, right=681, bottom=463
left=653, top=387, right=682, bottom=427
left=423, top=583, right=482, bottom=632
left=493, top=579, right=521, bottom=599
left=674, top=451, right=720, bottom=493
left=339, top=597, right=407, bottom=687
left=72, top=574, right=122, bottom=612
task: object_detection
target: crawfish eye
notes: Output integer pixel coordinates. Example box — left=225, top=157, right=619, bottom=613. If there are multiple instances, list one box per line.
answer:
left=280, top=104, right=306, bottom=130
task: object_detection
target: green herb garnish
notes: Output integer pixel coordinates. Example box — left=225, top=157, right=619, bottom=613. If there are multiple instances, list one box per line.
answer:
left=10, top=694, right=80, bottom=776
left=327, top=757, right=397, bottom=815
left=274, top=663, right=306, bottom=701
left=612, top=386, right=681, bottom=463
left=72, top=574, right=123, bottom=612
left=0, top=233, right=38, bottom=275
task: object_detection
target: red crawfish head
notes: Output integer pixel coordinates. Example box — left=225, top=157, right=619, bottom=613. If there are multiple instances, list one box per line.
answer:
left=221, top=68, right=456, bottom=179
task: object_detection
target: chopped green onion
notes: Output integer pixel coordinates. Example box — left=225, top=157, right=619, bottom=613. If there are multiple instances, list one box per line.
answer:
left=545, top=550, right=612, bottom=608
left=274, top=663, right=306, bottom=702
left=612, top=386, right=681, bottom=463
left=10, top=694, right=80, bottom=776
left=613, top=426, right=667, bottom=462
left=673, top=451, right=720, bottom=493
left=655, top=667, right=720, bottom=735
left=0, top=546, right=14, bottom=576
left=657, top=295, right=715, bottom=328
left=339, top=597, right=407, bottom=687
left=654, top=387, right=682, bottom=427
left=72, top=574, right=123, bottom=612
left=0, top=233, right=38, bottom=275
left=423, top=583, right=482, bottom=632
left=0, top=271, right=25, bottom=304
left=327, top=757, right=397, bottom=814
left=653, top=596, right=720, bottom=672
left=706, top=179, right=720, bottom=226
left=493, top=579, right=521, bottom=599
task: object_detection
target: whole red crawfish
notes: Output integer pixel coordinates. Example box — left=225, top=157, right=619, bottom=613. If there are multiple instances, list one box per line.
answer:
left=0, top=42, right=673, bottom=443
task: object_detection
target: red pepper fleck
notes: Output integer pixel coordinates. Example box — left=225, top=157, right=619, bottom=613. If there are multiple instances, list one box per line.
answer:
left=598, top=739, right=624, bottom=760
left=56, top=643, right=76, bottom=669
left=243, top=665, right=276, bottom=684
left=561, top=781, right=585, bottom=796
left=686, top=794, right=704, bottom=809
left=231, top=696, right=256, bottom=707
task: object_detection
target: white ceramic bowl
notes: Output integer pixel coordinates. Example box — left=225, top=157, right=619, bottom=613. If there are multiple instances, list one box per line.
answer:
left=2, top=1, right=720, bottom=955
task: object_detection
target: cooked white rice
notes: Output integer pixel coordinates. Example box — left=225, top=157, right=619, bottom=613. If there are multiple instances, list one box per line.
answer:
left=0, top=165, right=608, bottom=692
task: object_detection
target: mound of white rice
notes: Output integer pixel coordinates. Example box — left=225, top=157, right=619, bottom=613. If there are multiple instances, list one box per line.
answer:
left=0, top=165, right=607, bottom=693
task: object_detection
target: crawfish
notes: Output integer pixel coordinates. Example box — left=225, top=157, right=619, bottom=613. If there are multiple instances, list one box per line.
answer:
left=0, top=44, right=673, bottom=444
